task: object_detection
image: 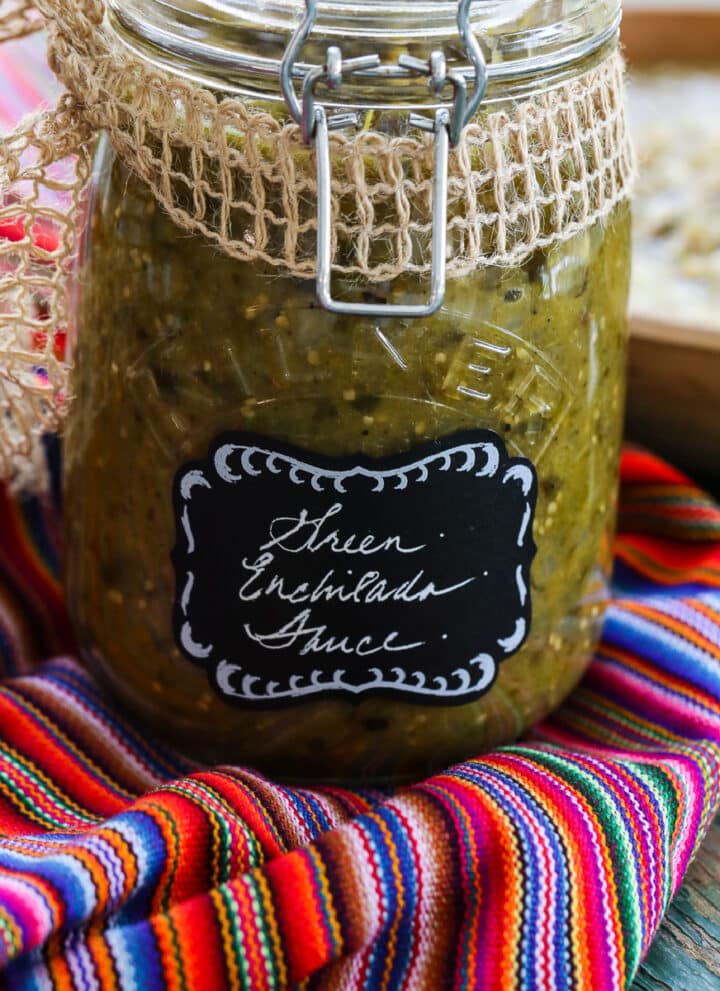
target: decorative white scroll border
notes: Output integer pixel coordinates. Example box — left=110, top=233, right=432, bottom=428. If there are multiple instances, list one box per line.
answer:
left=174, top=437, right=535, bottom=703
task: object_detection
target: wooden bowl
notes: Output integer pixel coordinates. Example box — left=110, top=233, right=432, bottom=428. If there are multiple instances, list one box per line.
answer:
left=621, top=8, right=720, bottom=479
left=622, top=8, right=720, bottom=64
left=627, top=319, right=720, bottom=478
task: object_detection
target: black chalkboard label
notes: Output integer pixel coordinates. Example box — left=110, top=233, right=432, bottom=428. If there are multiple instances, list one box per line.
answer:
left=172, top=430, right=537, bottom=707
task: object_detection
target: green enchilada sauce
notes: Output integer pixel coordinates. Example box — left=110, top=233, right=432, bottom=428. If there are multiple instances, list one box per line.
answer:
left=64, top=138, right=630, bottom=781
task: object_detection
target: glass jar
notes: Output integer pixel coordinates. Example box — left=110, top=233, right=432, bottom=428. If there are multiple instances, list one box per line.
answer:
left=64, top=0, right=631, bottom=782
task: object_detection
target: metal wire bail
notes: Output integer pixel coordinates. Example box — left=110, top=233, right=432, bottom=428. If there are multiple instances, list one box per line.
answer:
left=279, top=0, right=489, bottom=319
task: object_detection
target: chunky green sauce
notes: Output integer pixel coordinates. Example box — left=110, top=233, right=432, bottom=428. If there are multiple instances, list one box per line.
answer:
left=64, top=135, right=630, bottom=782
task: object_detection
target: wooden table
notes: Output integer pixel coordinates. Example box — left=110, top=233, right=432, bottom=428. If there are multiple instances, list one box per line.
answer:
left=633, top=815, right=720, bottom=990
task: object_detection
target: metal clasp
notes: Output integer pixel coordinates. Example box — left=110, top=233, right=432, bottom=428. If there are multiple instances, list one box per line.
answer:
left=280, top=0, right=488, bottom=319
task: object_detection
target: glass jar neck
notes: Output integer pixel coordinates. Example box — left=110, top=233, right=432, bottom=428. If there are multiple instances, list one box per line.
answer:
left=108, top=1, right=622, bottom=107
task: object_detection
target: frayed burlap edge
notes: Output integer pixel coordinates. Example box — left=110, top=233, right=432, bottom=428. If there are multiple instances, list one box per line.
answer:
left=36, top=0, right=634, bottom=279
left=0, top=0, right=42, bottom=42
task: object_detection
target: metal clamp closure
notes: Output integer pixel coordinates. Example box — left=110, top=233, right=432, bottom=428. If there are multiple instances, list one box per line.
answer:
left=279, top=0, right=488, bottom=319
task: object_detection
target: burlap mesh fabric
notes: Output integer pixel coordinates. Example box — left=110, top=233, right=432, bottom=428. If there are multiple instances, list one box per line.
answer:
left=0, top=94, right=92, bottom=491
left=0, top=0, right=635, bottom=489
left=0, top=0, right=41, bottom=42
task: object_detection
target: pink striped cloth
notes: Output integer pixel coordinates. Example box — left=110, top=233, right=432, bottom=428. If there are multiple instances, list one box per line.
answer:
left=0, top=30, right=60, bottom=130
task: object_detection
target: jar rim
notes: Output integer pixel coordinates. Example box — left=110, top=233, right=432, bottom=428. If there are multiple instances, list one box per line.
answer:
left=108, top=1, right=622, bottom=104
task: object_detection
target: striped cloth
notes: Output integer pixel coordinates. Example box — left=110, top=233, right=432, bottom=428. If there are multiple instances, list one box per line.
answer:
left=0, top=31, right=60, bottom=130
left=0, top=447, right=718, bottom=990
left=3, top=33, right=720, bottom=991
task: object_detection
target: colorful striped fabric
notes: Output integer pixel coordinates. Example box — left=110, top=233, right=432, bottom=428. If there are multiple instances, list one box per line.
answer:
left=3, top=35, right=720, bottom=991
left=0, top=448, right=718, bottom=990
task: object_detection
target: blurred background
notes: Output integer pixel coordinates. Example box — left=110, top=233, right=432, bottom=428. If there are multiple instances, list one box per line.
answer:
left=1, top=1, right=719, bottom=481
left=622, top=0, right=720, bottom=483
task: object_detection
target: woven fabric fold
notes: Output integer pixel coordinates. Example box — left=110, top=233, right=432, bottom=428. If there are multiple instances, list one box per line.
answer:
left=0, top=447, right=718, bottom=991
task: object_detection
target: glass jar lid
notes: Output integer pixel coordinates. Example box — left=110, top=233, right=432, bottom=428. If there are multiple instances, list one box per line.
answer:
left=104, top=0, right=625, bottom=319
left=108, top=0, right=622, bottom=105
